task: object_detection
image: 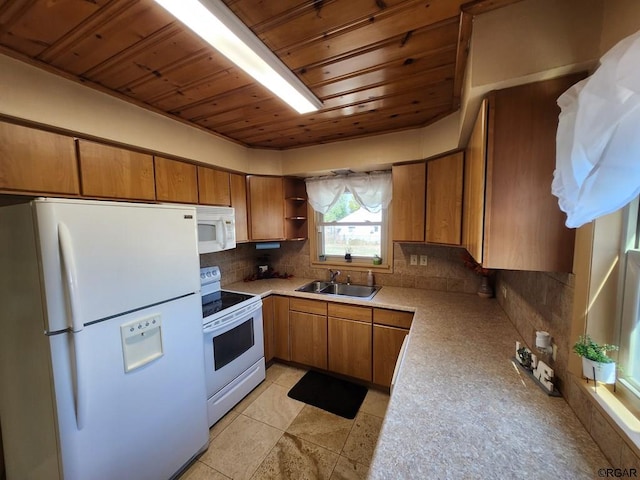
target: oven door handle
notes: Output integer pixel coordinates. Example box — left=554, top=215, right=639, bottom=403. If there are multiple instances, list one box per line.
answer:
left=203, top=309, right=254, bottom=335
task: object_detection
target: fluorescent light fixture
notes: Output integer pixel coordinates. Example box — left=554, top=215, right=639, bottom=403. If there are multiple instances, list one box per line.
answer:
left=154, top=0, right=322, bottom=114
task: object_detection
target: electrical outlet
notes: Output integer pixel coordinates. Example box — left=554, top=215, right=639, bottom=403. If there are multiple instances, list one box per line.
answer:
left=419, top=255, right=428, bottom=266
left=552, top=343, right=558, bottom=361
left=501, top=286, right=507, bottom=299
left=410, top=254, right=418, bottom=265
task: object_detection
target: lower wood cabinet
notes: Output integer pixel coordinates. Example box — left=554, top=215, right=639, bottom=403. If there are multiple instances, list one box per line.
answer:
left=262, top=296, right=275, bottom=363
left=328, top=317, right=372, bottom=381
left=372, top=308, right=413, bottom=387
left=373, top=324, right=409, bottom=387
left=289, top=298, right=327, bottom=369
left=273, top=296, right=290, bottom=361
left=269, top=295, right=412, bottom=387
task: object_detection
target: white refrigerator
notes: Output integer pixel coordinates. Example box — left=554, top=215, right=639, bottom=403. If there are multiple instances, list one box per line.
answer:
left=0, top=198, right=209, bottom=480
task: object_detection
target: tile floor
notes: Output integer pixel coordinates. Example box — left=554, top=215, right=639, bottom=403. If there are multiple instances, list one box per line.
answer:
left=179, top=363, right=389, bottom=480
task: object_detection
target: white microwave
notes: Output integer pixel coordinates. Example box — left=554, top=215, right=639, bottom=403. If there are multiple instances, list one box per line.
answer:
left=196, top=206, right=236, bottom=253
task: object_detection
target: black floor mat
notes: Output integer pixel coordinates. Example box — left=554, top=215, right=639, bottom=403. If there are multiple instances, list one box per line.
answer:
left=287, top=370, right=367, bottom=419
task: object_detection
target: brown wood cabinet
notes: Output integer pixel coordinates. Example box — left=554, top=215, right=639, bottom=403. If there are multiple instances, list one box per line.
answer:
left=392, top=162, right=426, bottom=242
left=262, top=296, right=275, bottom=363
left=154, top=156, right=198, bottom=203
left=273, top=296, right=290, bottom=361
left=392, top=153, right=463, bottom=245
left=78, top=140, right=155, bottom=200
left=372, top=308, right=413, bottom=387
left=0, top=122, right=79, bottom=195
left=327, top=303, right=372, bottom=381
left=198, top=166, right=230, bottom=206
left=247, top=175, right=284, bottom=241
left=289, top=298, right=327, bottom=369
left=426, top=152, right=463, bottom=245
left=373, top=324, right=408, bottom=387
left=463, top=74, right=583, bottom=272
left=230, top=173, right=249, bottom=242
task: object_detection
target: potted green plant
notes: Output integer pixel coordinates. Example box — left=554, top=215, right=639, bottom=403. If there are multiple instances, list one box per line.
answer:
left=573, top=334, right=618, bottom=384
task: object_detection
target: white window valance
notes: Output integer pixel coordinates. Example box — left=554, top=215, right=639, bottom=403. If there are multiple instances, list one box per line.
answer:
left=553, top=29, right=640, bottom=228
left=305, top=171, right=392, bottom=214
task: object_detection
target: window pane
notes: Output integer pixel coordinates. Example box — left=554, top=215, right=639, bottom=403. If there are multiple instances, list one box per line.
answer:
left=621, top=250, right=640, bottom=391
left=320, top=193, right=383, bottom=258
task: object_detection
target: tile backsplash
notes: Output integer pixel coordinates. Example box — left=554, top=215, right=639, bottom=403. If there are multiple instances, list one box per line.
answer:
left=201, top=241, right=485, bottom=293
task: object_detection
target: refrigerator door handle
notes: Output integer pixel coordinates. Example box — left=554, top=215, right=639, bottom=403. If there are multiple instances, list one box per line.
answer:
left=59, top=222, right=87, bottom=430
left=58, top=223, right=83, bottom=333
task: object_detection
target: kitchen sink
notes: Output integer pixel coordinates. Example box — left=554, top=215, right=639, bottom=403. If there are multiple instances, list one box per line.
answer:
left=296, top=280, right=380, bottom=300
left=296, top=280, right=332, bottom=293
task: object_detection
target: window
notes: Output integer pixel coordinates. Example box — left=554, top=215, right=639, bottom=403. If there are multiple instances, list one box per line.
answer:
left=618, top=198, right=640, bottom=401
left=306, top=171, right=392, bottom=269
left=316, top=191, right=387, bottom=262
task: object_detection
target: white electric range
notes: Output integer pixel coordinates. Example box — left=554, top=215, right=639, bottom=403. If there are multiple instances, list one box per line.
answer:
left=200, top=266, right=265, bottom=427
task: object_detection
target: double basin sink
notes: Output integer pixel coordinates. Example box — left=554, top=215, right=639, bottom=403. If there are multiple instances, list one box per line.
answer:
left=295, top=280, right=380, bottom=300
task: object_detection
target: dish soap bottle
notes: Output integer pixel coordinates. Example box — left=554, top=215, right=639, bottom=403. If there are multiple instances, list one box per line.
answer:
left=367, top=270, right=374, bottom=286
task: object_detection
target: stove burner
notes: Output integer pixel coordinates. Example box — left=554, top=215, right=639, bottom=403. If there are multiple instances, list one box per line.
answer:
left=202, top=290, right=255, bottom=319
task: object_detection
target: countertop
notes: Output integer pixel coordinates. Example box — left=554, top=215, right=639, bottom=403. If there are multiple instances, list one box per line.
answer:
left=225, top=278, right=609, bottom=478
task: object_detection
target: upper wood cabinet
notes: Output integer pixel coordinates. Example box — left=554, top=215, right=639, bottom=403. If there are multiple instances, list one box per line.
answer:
left=198, top=166, right=230, bottom=206
left=154, top=156, right=198, bottom=203
left=230, top=173, right=249, bottom=242
left=0, top=122, right=79, bottom=195
left=463, top=74, right=583, bottom=272
left=392, top=162, right=426, bottom=242
left=426, top=152, right=463, bottom=245
left=78, top=140, right=155, bottom=200
left=247, top=175, right=284, bottom=241
left=392, top=153, right=463, bottom=245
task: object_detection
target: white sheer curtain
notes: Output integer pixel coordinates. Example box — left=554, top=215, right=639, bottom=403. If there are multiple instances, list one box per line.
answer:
left=305, top=171, right=392, bottom=214
left=553, top=29, right=640, bottom=228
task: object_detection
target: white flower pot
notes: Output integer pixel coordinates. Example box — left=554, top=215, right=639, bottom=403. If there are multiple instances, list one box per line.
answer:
left=582, top=357, right=616, bottom=384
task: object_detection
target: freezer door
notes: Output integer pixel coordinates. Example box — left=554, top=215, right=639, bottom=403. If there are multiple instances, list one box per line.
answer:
left=50, top=295, right=208, bottom=480
left=33, top=199, right=200, bottom=332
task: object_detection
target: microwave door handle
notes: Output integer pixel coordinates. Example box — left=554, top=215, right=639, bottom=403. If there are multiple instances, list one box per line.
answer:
left=219, top=219, right=227, bottom=249
left=58, top=223, right=87, bottom=430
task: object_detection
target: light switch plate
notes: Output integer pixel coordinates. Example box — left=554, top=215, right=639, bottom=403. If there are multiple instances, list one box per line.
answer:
left=410, top=254, right=418, bottom=265
left=419, top=255, right=428, bottom=266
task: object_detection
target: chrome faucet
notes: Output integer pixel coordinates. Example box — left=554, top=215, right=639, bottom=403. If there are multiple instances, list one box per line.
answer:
left=329, top=269, right=341, bottom=283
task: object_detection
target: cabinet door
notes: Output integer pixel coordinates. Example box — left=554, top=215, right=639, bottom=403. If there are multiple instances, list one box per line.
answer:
left=392, top=162, right=426, bottom=242
left=426, top=152, right=463, bottom=245
left=373, top=324, right=408, bottom=387
left=462, top=99, right=488, bottom=263
left=198, top=167, right=230, bottom=206
left=79, top=140, right=155, bottom=200
left=484, top=74, right=581, bottom=272
left=248, top=176, right=284, bottom=241
left=154, top=156, right=198, bottom=203
left=273, top=296, right=290, bottom=361
left=290, top=311, right=327, bottom=369
left=262, top=296, right=275, bottom=363
left=230, top=173, right=249, bottom=242
left=0, top=122, right=79, bottom=195
left=328, top=317, right=372, bottom=381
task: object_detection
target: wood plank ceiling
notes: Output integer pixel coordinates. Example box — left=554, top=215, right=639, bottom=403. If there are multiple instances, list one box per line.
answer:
left=0, top=0, right=514, bottom=149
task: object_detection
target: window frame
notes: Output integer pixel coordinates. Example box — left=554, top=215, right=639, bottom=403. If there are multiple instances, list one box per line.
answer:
left=309, top=201, right=393, bottom=272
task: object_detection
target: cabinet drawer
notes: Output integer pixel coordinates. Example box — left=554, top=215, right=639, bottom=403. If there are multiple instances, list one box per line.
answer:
left=290, top=298, right=327, bottom=315
left=373, top=308, right=413, bottom=329
left=327, top=303, right=371, bottom=323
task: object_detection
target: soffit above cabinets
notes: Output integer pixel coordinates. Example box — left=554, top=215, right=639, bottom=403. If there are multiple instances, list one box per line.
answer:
left=0, top=0, right=521, bottom=149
